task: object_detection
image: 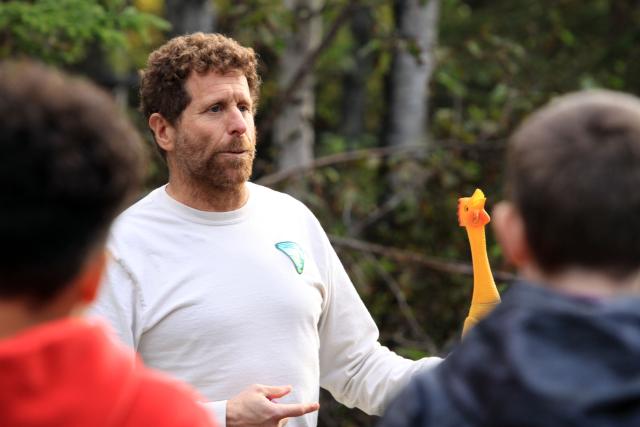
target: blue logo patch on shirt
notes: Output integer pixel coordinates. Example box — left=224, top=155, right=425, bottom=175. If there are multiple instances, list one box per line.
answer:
left=275, top=241, right=305, bottom=274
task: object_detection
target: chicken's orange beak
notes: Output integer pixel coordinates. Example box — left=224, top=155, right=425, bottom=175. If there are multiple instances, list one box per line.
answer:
left=469, top=188, right=486, bottom=209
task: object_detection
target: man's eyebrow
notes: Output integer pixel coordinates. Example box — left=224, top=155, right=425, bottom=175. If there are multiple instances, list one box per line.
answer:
left=235, top=94, right=252, bottom=104
left=196, top=97, right=226, bottom=111
left=203, top=94, right=251, bottom=105
left=202, top=96, right=226, bottom=105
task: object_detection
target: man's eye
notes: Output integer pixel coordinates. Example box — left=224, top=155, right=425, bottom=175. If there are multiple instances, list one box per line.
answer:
left=209, top=105, right=221, bottom=113
left=238, top=105, right=250, bottom=112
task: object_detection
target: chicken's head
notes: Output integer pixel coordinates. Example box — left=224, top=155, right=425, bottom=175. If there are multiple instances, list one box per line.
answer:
left=458, top=188, right=490, bottom=228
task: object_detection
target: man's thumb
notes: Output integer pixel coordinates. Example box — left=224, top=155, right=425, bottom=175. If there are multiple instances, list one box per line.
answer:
left=263, top=384, right=293, bottom=400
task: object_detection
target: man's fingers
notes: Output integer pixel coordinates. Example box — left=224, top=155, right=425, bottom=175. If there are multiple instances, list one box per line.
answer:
left=227, top=385, right=316, bottom=427
left=273, top=402, right=320, bottom=419
left=262, top=384, right=292, bottom=400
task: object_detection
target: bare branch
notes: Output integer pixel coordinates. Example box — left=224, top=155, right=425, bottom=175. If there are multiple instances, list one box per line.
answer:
left=256, top=143, right=428, bottom=187
left=255, top=139, right=506, bottom=187
left=362, top=253, right=438, bottom=354
left=350, top=191, right=406, bottom=236
left=350, top=170, right=436, bottom=236
left=330, top=234, right=517, bottom=283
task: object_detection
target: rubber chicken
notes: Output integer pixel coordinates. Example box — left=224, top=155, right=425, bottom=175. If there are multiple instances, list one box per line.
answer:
left=458, top=189, right=501, bottom=336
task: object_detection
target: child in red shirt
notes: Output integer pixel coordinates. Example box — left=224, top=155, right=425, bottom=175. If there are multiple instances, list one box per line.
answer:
left=0, top=61, right=216, bottom=427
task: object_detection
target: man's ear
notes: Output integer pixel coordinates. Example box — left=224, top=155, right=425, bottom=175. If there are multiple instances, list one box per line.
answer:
left=492, top=201, right=532, bottom=268
left=75, top=249, right=107, bottom=304
left=148, top=113, right=176, bottom=153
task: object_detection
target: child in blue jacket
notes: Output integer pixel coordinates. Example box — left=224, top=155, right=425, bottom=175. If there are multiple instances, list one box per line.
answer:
left=380, top=90, right=640, bottom=427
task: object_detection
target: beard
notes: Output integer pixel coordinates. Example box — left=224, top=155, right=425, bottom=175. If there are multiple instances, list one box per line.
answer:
left=174, top=132, right=257, bottom=191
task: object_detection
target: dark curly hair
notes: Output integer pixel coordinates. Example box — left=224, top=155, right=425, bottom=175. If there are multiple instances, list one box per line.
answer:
left=0, top=61, right=142, bottom=304
left=507, top=90, right=640, bottom=278
left=140, top=32, right=260, bottom=158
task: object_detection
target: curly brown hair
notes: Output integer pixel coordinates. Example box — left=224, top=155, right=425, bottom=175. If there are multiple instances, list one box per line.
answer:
left=0, top=61, right=142, bottom=304
left=140, top=32, right=260, bottom=156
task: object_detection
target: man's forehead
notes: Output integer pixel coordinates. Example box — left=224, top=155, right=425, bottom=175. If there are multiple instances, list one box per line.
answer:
left=185, top=70, right=249, bottom=103
left=187, top=69, right=248, bottom=89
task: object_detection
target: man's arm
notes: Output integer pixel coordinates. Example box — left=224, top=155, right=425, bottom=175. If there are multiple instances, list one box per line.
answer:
left=318, top=242, right=441, bottom=415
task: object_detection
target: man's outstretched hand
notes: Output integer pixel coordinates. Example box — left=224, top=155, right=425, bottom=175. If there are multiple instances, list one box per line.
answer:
left=226, top=384, right=320, bottom=427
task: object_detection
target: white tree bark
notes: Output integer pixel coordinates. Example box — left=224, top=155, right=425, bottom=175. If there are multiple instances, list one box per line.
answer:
left=165, top=0, right=216, bottom=36
left=386, top=0, right=440, bottom=149
left=273, top=0, right=322, bottom=172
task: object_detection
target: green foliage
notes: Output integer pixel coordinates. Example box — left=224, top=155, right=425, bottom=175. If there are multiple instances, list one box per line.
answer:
left=0, top=0, right=169, bottom=66
left=432, top=0, right=640, bottom=147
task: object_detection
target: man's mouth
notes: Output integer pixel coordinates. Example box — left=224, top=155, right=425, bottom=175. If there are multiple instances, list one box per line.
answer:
left=214, top=137, right=254, bottom=158
left=219, top=138, right=250, bottom=155
left=218, top=149, right=247, bottom=155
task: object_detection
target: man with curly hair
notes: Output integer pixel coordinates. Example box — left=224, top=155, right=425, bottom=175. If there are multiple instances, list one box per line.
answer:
left=92, top=32, right=441, bottom=427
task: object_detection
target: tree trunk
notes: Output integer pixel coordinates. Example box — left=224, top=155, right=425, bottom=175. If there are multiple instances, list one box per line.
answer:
left=165, top=0, right=216, bottom=36
left=385, top=0, right=440, bottom=189
left=386, top=0, right=440, bottom=148
left=272, top=0, right=322, bottom=176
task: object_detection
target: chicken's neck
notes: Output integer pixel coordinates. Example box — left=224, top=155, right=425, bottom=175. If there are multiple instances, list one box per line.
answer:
left=466, top=225, right=499, bottom=304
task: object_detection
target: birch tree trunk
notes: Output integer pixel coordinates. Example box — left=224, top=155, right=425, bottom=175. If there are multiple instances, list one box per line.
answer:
left=387, top=0, right=439, bottom=148
left=165, top=0, right=216, bottom=36
left=385, top=0, right=440, bottom=191
left=273, top=0, right=322, bottom=175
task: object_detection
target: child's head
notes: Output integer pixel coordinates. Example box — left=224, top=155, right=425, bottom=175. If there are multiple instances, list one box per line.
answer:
left=0, top=61, right=142, bottom=309
left=494, top=90, right=640, bottom=281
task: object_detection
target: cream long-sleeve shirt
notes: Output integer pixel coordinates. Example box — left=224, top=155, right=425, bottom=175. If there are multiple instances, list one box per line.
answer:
left=91, top=183, right=441, bottom=427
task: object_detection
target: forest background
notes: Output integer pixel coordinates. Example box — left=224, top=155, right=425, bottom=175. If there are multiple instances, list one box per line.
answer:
left=2, top=0, right=639, bottom=425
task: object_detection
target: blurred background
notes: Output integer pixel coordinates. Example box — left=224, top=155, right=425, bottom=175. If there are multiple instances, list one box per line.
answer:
left=2, top=0, right=639, bottom=424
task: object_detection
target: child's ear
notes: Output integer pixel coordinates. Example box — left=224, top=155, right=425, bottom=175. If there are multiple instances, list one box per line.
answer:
left=75, top=249, right=107, bottom=304
left=492, top=201, right=532, bottom=268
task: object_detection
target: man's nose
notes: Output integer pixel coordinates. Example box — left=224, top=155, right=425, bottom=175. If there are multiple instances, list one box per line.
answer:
left=227, top=107, right=247, bottom=136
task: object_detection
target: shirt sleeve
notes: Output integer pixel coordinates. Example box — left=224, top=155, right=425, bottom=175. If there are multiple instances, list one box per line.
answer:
left=127, top=367, right=220, bottom=427
left=200, top=401, right=227, bottom=427
left=89, top=252, right=144, bottom=349
left=317, top=237, right=442, bottom=415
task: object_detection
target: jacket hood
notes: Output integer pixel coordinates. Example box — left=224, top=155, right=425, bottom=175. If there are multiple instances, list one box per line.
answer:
left=443, top=282, right=640, bottom=427
left=0, top=318, right=140, bottom=426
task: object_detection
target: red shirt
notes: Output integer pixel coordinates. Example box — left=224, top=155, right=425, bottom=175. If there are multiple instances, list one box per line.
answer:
left=0, top=317, right=217, bottom=427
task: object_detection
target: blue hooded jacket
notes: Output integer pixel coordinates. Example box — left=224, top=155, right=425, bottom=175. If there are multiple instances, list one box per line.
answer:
left=379, top=281, right=640, bottom=427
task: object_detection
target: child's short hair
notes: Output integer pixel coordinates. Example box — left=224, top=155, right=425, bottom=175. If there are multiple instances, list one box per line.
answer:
left=0, top=61, right=142, bottom=304
left=506, top=90, right=640, bottom=278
